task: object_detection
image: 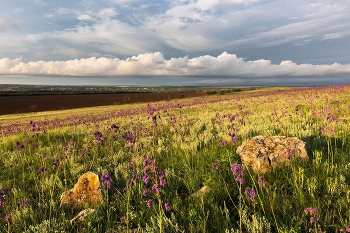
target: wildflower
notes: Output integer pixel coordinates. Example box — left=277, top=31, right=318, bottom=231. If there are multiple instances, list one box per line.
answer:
left=111, top=124, right=118, bottom=130
left=228, top=132, right=237, bottom=144
left=244, top=187, right=256, bottom=201
left=152, top=184, right=160, bottom=192
left=304, top=207, right=318, bottom=215
left=119, top=216, right=125, bottom=222
left=159, top=178, right=166, bottom=186
left=258, top=176, right=266, bottom=187
left=236, top=176, right=244, bottom=184
left=0, top=197, right=4, bottom=207
left=212, top=163, right=221, bottom=171
left=310, top=216, right=319, bottom=223
left=147, top=199, right=153, bottom=208
left=1, top=188, right=7, bottom=194
left=38, top=166, right=45, bottom=173
left=231, top=164, right=243, bottom=176
left=231, top=164, right=244, bottom=184
left=5, top=213, right=11, bottom=222
left=142, top=189, right=148, bottom=196
left=23, top=200, right=29, bottom=207
left=143, top=176, right=150, bottom=185
left=164, top=203, right=171, bottom=211
left=100, top=172, right=112, bottom=189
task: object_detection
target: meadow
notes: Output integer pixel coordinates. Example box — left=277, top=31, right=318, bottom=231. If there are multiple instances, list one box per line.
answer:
left=0, top=85, right=350, bottom=232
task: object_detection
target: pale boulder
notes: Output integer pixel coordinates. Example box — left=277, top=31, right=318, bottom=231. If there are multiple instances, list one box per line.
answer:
left=236, top=136, right=308, bottom=173
left=60, top=172, right=103, bottom=210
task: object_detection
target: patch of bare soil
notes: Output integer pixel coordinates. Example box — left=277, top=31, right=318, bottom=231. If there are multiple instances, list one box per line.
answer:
left=0, top=92, right=206, bottom=115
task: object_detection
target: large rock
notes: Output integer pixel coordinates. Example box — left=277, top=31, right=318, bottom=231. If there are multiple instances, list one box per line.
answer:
left=236, top=136, right=308, bottom=173
left=60, top=172, right=102, bottom=209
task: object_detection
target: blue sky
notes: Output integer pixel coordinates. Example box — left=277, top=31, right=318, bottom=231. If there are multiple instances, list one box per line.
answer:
left=0, top=0, right=350, bottom=86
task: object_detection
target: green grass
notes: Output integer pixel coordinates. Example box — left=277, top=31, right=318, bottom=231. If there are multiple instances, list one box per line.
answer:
left=1, top=85, right=350, bottom=232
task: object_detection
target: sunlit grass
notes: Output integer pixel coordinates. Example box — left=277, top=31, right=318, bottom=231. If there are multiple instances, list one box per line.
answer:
left=1, top=85, right=350, bottom=232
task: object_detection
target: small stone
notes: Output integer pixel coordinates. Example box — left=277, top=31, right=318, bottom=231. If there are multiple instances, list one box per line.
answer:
left=70, top=208, right=96, bottom=225
left=60, top=172, right=102, bottom=210
left=236, top=136, right=308, bottom=173
left=190, top=185, right=211, bottom=198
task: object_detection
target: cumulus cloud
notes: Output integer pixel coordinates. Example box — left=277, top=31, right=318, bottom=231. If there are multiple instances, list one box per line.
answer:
left=1, top=52, right=350, bottom=78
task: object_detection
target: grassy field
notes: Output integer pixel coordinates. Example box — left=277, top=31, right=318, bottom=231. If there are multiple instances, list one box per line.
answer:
left=0, top=85, right=350, bottom=232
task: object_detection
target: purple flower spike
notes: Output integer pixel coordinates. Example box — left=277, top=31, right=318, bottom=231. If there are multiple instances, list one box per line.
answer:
left=212, top=163, right=220, bottom=170
left=1, top=188, right=7, bottom=194
left=38, top=166, right=45, bottom=173
left=142, top=189, right=148, bottom=196
left=143, top=176, right=150, bottom=185
left=164, top=203, right=171, bottom=211
left=160, top=178, right=166, bottom=186
left=147, top=199, right=153, bottom=208
left=101, top=172, right=112, bottom=189
left=346, top=226, right=350, bottom=232
left=23, top=200, right=29, bottom=207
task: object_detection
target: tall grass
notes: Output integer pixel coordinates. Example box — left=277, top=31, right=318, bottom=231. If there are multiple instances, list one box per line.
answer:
left=1, top=85, right=350, bottom=232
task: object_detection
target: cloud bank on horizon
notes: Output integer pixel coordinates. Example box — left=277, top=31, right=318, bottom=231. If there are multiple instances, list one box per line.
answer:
left=0, top=0, right=350, bottom=85
left=1, top=52, right=350, bottom=78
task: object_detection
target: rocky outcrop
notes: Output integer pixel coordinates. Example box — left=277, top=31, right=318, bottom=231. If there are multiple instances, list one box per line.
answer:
left=236, top=136, right=308, bottom=173
left=60, top=172, right=102, bottom=210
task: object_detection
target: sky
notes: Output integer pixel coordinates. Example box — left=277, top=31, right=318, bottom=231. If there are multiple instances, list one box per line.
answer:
left=0, top=0, right=350, bottom=86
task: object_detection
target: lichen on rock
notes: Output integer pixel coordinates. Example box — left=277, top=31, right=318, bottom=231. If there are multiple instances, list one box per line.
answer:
left=236, top=136, right=308, bottom=173
left=60, top=171, right=102, bottom=210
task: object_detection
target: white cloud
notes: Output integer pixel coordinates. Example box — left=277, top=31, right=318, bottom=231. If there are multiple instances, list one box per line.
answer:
left=1, top=0, right=349, bottom=67
left=1, top=52, right=350, bottom=78
left=54, top=45, right=83, bottom=57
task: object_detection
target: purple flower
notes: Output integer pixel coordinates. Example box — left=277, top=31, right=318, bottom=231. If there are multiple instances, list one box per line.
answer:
left=1, top=188, right=7, bottom=194
left=38, top=166, right=45, bottom=173
left=310, top=208, right=318, bottom=214
left=152, top=184, right=160, bottom=192
left=304, top=207, right=318, bottom=215
left=23, top=200, right=29, bottom=207
left=258, top=176, right=266, bottom=187
left=159, top=178, right=166, bottom=186
left=142, top=189, right=148, bottom=196
left=310, top=216, right=319, bottom=223
left=143, top=176, right=150, bottom=185
left=212, top=163, right=220, bottom=170
left=231, top=164, right=243, bottom=176
left=164, top=203, right=171, bottom=211
left=147, top=199, right=153, bottom=208
left=100, top=172, right=112, bottom=189
left=244, top=187, right=256, bottom=201
left=5, top=213, right=11, bottom=222
left=228, top=132, right=237, bottom=144
left=236, top=176, right=244, bottom=184
left=346, top=226, right=350, bottom=232
left=231, top=164, right=244, bottom=184
left=119, top=216, right=125, bottom=222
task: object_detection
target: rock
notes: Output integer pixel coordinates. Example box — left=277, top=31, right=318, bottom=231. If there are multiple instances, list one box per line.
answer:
left=190, top=186, right=211, bottom=198
left=70, top=208, right=96, bottom=224
left=60, top=172, right=102, bottom=210
left=236, top=136, right=308, bottom=173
